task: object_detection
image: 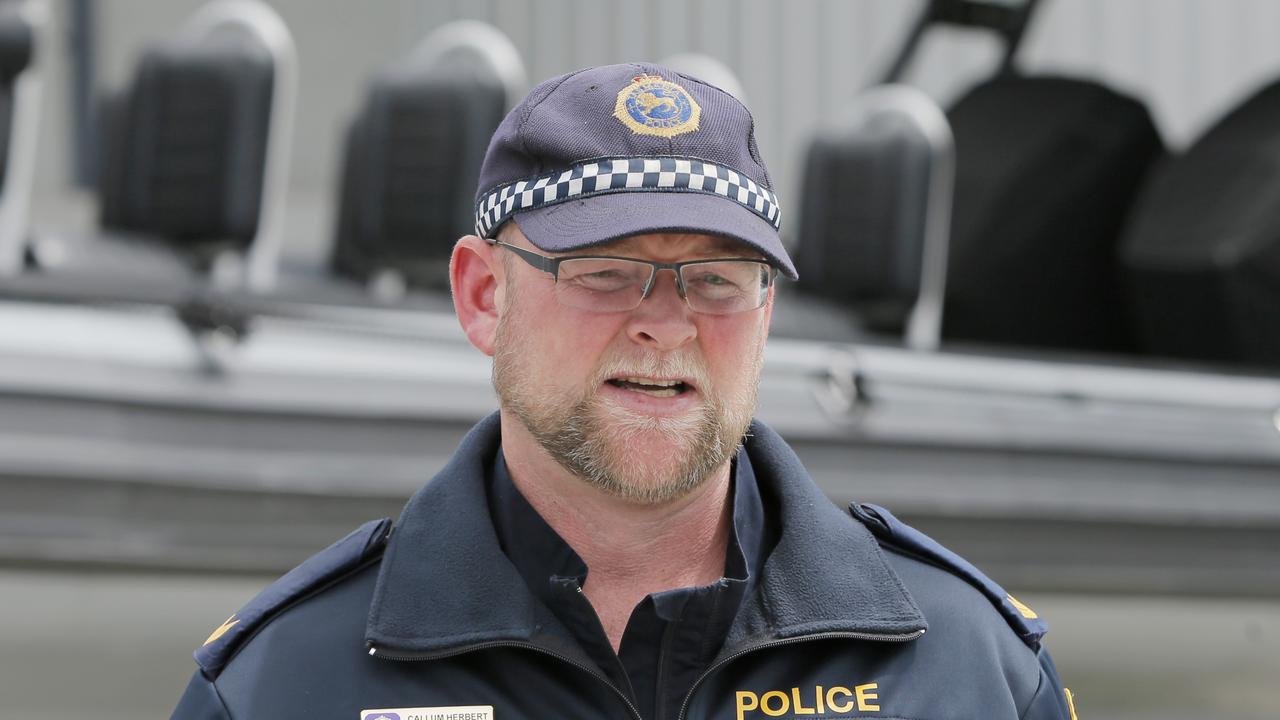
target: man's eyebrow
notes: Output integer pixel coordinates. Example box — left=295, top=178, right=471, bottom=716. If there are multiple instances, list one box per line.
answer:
left=699, top=236, right=750, bottom=254
left=605, top=235, right=763, bottom=258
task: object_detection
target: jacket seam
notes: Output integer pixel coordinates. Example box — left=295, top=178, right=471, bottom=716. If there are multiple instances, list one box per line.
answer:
left=1017, top=653, right=1049, bottom=719
left=211, top=676, right=235, bottom=720
left=1013, top=648, right=1054, bottom=712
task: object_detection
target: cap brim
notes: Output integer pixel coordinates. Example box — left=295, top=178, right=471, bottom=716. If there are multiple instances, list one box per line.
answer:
left=510, top=191, right=798, bottom=280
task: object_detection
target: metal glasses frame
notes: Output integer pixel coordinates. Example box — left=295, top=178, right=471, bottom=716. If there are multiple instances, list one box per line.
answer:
left=490, top=240, right=776, bottom=313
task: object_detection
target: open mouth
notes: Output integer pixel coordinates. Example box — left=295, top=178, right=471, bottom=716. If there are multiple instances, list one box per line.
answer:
left=606, top=376, right=693, bottom=398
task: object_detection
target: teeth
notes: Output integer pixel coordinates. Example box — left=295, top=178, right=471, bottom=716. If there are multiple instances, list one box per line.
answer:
left=610, top=377, right=686, bottom=398
left=632, top=386, right=679, bottom=397
left=619, top=377, right=682, bottom=388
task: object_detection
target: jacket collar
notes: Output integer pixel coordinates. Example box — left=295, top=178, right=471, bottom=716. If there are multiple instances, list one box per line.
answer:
left=365, top=413, right=926, bottom=654
left=724, top=421, right=927, bottom=648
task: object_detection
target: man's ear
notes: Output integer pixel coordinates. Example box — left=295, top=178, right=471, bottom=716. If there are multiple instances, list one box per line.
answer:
left=450, top=235, right=504, bottom=356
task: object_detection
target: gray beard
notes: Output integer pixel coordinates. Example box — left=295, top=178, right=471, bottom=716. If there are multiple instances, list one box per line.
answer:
left=518, top=390, right=740, bottom=504
left=492, top=346, right=753, bottom=505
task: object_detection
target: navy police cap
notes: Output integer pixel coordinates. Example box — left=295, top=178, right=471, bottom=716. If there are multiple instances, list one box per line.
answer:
left=474, top=62, right=797, bottom=279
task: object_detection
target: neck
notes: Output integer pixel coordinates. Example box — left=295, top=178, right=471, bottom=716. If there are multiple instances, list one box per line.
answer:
left=499, top=412, right=734, bottom=652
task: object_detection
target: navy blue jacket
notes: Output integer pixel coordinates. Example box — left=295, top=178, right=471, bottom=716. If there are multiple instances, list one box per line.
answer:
left=172, top=414, right=1077, bottom=720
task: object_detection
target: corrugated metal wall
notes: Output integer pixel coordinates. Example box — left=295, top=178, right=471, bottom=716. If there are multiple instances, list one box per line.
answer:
left=58, top=0, right=1280, bottom=243
left=404, top=0, right=919, bottom=233
left=401, top=0, right=1280, bottom=238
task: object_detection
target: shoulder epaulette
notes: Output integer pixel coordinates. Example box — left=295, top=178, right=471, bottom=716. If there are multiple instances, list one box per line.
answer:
left=194, top=517, right=393, bottom=678
left=850, top=503, right=1048, bottom=650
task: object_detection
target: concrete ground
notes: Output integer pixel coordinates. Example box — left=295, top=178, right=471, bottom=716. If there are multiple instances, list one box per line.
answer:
left=1, top=568, right=1277, bottom=719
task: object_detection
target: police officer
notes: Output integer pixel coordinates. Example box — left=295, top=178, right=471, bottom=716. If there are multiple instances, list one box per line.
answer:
left=172, top=63, right=1078, bottom=720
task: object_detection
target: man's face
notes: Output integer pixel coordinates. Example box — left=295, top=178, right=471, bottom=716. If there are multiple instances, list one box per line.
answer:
left=491, top=225, right=774, bottom=504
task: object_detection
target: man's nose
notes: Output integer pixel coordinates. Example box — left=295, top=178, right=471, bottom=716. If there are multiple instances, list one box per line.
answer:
left=625, top=269, right=696, bottom=350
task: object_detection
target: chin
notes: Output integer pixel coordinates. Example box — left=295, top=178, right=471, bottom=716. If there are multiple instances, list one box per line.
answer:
left=503, top=373, right=754, bottom=504
left=564, top=401, right=735, bottom=504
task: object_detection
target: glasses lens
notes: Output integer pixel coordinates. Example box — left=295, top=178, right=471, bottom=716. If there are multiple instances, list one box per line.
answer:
left=555, top=257, right=652, bottom=311
left=680, top=261, right=771, bottom=314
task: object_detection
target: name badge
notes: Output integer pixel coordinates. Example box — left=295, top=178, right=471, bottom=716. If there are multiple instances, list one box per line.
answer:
left=361, top=706, right=494, bottom=720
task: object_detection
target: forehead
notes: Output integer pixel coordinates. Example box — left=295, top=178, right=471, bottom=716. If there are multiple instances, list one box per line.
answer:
left=497, top=222, right=763, bottom=260
left=604, top=233, right=755, bottom=259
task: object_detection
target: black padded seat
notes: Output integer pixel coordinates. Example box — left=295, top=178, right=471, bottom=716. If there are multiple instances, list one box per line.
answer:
left=331, top=57, right=506, bottom=291
left=1121, top=79, right=1280, bottom=367
left=942, top=75, right=1163, bottom=353
left=791, top=84, right=955, bottom=352
left=14, top=26, right=281, bottom=313
left=98, top=37, right=274, bottom=264
left=794, top=105, right=939, bottom=336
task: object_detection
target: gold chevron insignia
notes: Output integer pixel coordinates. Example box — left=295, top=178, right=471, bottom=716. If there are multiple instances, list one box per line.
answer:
left=203, top=614, right=240, bottom=647
left=1064, top=687, right=1080, bottom=720
left=1006, top=594, right=1039, bottom=619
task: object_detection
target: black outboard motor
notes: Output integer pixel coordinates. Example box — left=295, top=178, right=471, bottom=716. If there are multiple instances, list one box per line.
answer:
left=1122, top=81, right=1280, bottom=367
left=332, top=21, right=521, bottom=295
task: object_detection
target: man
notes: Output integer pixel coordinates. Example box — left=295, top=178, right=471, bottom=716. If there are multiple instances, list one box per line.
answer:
left=173, top=63, right=1077, bottom=720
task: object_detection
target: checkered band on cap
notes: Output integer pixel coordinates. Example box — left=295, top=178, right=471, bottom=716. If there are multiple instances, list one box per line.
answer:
left=473, top=156, right=782, bottom=238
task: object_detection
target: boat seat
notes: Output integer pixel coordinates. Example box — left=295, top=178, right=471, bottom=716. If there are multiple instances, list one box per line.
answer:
left=941, top=75, right=1163, bottom=353
left=22, top=1, right=293, bottom=304
left=330, top=30, right=511, bottom=294
left=96, top=37, right=273, bottom=270
left=788, top=86, right=952, bottom=350
left=1122, top=78, right=1280, bottom=368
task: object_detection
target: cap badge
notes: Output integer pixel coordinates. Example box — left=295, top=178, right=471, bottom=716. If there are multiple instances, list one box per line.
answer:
left=613, top=74, right=701, bottom=138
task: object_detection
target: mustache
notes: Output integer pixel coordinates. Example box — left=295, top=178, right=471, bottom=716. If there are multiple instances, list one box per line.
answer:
left=591, top=352, right=711, bottom=389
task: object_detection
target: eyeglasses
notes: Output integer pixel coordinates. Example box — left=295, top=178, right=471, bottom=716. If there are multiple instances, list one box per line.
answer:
left=492, top=241, right=776, bottom=315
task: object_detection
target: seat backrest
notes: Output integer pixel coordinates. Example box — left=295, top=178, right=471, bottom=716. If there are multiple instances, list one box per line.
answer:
left=331, top=24, right=517, bottom=291
left=98, top=37, right=273, bottom=259
left=794, top=86, right=953, bottom=348
left=1121, top=79, right=1280, bottom=367
left=332, top=60, right=505, bottom=289
left=941, top=74, right=1163, bottom=352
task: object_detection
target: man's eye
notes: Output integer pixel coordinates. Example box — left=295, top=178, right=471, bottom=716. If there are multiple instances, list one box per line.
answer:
left=567, top=268, right=637, bottom=291
left=692, top=272, right=731, bottom=286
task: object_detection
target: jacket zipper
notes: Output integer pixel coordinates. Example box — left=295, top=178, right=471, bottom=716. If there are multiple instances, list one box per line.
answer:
left=674, top=628, right=927, bottom=720
left=368, top=640, right=644, bottom=720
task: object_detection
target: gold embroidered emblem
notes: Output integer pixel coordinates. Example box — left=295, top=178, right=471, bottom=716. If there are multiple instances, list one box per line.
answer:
left=1006, top=594, right=1039, bottom=619
left=613, top=74, right=701, bottom=138
left=202, top=614, right=240, bottom=647
left=1064, top=687, right=1080, bottom=719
